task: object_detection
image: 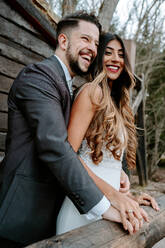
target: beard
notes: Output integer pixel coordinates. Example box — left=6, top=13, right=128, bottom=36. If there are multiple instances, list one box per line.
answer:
left=66, top=43, right=91, bottom=77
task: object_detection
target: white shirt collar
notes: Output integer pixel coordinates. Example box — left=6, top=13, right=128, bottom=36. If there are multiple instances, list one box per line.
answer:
left=54, top=55, right=73, bottom=96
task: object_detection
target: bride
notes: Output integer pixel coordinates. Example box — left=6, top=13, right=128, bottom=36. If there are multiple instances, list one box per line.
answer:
left=56, top=32, right=159, bottom=235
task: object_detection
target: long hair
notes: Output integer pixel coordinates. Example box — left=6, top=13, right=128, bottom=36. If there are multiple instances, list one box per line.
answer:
left=85, top=33, right=137, bottom=169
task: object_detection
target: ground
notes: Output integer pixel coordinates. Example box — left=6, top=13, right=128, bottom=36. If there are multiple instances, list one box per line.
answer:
left=130, top=166, right=165, bottom=248
left=130, top=166, right=165, bottom=198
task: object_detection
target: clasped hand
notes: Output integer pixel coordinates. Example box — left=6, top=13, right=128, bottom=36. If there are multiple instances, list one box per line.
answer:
left=102, top=170, right=159, bottom=234
left=102, top=191, right=148, bottom=235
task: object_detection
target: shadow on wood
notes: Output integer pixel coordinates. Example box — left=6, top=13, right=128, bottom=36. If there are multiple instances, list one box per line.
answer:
left=26, top=195, right=165, bottom=248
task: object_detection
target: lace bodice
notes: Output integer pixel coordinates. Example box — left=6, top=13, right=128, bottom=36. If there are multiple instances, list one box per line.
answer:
left=56, top=139, right=123, bottom=235
left=79, top=139, right=123, bottom=189
left=79, top=139, right=123, bottom=168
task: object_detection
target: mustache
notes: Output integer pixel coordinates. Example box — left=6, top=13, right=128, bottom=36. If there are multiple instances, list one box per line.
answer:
left=79, top=50, right=95, bottom=63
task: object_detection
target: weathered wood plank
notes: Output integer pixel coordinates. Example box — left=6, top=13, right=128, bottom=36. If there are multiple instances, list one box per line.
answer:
left=0, top=93, right=8, bottom=112
left=0, top=36, right=45, bottom=65
left=0, top=132, right=6, bottom=151
left=0, top=56, right=24, bottom=78
left=6, top=0, right=58, bottom=47
left=0, top=112, right=8, bottom=131
left=0, top=151, right=4, bottom=162
left=136, top=101, right=148, bottom=186
left=0, top=74, right=13, bottom=93
left=0, top=0, right=40, bottom=35
left=26, top=195, right=165, bottom=248
left=0, top=16, right=54, bottom=58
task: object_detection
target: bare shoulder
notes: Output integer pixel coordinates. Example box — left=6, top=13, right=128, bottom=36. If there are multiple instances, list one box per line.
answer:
left=76, top=83, right=102, bottom=103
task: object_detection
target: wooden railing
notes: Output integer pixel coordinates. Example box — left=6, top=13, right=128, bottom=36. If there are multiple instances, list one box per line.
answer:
left=26, top=195, right=165, bottom=248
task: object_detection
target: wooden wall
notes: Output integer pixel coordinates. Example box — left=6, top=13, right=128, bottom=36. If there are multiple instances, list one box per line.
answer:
left=0, top=0, right=54, bottom=159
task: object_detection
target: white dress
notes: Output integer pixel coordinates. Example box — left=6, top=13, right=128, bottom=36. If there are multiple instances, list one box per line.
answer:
left=56, top=139, right=123, bottom=235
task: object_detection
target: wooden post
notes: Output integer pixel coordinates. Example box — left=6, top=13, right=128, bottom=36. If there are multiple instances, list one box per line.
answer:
left=136, top=100, right=148, bottom=185
left=122, top=40, right=148, bottom=185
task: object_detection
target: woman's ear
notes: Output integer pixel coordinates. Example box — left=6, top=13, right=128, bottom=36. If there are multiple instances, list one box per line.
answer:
left=58, top=33, right=68, bottom=51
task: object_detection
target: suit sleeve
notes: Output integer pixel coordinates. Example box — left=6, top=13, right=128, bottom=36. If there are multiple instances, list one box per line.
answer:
left=15, top=65, right=103, bottom=214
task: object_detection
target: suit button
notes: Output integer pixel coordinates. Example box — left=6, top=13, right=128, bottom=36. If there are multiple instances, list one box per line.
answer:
left=75, top=194, right=80, bottom=199
left=80, top=200, right=84, bottom=206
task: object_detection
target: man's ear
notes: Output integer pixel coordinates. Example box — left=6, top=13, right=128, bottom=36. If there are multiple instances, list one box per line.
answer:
left=58, top=33, right=68, bottom=51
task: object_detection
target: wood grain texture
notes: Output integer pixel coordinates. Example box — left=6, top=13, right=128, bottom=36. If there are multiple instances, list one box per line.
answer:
left=0, top=93, right=8, bottom=112
left=26, top=195, right=165, bottom=248
left=5, top=0, right=57, bottom=49
left=0, top=37, right=45, bottom=66
left=0, top=0, right=40, bottom=34
left=0, top=16, right=54, bottom=58
left=0, top=132, right=6, bottom=151
left=0, top=112, right=8, bottom=131
left=0, top=151, right=4, bottom=161
left=0, top=56, right=24, bottom=78
left=0, top=74, right=13, bottom=93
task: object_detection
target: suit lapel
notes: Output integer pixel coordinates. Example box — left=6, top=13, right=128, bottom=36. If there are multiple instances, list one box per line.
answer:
left=48, top=56, right=71, bottom=97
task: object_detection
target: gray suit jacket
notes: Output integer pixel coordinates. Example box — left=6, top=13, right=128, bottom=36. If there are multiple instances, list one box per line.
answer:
left=0, top=56, right=103, bottom=245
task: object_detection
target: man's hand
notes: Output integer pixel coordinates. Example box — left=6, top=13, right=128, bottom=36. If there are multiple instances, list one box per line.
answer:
left=119, top=169, right=130, bottom=193
left=102, top=206, right=139, bottom=235
left=78, top=159, right=149, bottom=231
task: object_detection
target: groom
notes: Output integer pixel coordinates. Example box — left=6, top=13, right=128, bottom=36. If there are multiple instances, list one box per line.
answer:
left=0, top=11, right=133, bottom=247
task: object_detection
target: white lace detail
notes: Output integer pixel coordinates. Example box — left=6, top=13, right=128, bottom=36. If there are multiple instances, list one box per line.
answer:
left=56, top=139, right=123, bottom=235
left=79, top=139, right=123, bottom=170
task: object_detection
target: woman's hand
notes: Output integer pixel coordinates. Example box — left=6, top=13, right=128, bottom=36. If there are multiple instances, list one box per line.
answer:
left=79, top=158, right=149, bottom=232
left=119, top=169, right=130, bottom=194
left=128, top=192, right=160, bottom=211
left=108, top=189, right=149, bottom=231
left=102, top=205, right=141, bottom=235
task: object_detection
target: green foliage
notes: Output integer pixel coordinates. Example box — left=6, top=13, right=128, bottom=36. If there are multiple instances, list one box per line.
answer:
left=110, top=0, right=165, bottom=176
left=49, top=0, right=165, bottom=177
left=145, top=54, right=165, bottom=175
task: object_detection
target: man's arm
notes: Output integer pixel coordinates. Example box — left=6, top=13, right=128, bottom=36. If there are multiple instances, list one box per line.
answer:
left=15, top=64, right=104, bottom=214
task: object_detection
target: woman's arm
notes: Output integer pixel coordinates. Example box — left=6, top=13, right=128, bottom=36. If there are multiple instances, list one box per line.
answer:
left=127, top=192, right=159, bottom=211
left=68, top=84, right=98, bottom=152
left=68, top=85, right=149, bottom=229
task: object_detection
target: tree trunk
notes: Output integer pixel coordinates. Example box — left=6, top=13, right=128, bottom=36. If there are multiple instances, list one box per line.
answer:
left=61, top=0, right=78, bottom=16
left=98, top=0, right=119, bottom=31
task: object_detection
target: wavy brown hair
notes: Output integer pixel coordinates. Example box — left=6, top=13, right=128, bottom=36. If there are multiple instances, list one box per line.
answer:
left=85, top=33, right=137, bottom=169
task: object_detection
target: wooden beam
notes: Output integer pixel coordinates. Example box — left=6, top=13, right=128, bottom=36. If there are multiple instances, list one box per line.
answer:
left=0, top=152, right=4, bottom=162
left=0, top=16, right=54, bottom=58
left=0, top=93, right=8, bottom=112
left=0, top=74, right=13, bottom=93
left=0, top=56, right=24, bottom=79
left=0, top=132, right=6, bottom=151
left=26, top=195, right=165, bottom=248
left=0, top=0, right=40, bottom=35
left=136, top=101, right=148, bottom=186
left=0, top=37, right=45, bottom=66
left=6, top=0, right=58, bottom=48
left=0, top=112, right=8, bottom=132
